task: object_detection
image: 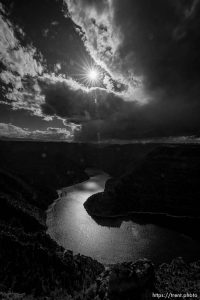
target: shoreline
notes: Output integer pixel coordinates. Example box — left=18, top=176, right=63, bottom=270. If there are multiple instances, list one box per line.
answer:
left=47, top=172, right=200, bottom=268
left=47, top=171, right=200, bottom=248
left=46, top=171, right=110, bottom=215
left=84, top=209, right=200, bottom=221
left=45, top=172, right=110, bottom=259
left=85, top=209, right=200, bottom=241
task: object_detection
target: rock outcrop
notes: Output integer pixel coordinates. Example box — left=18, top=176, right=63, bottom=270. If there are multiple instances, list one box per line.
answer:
left=156, top=257, right=200, bottom=296
left=85, top=145, right=200, bottom=218
left=77, top=259, right=155, bottom=300
left=75, top=257, right=200, bottom=300
left=0, top=224, right=103, bottom=298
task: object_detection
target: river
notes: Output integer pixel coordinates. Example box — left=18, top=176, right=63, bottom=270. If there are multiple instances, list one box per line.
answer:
left=46, top=171, right=200, bottom=264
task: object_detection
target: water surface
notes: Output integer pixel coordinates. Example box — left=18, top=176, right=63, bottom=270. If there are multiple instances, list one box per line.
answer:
left=47, top=172, right=200, bottom=264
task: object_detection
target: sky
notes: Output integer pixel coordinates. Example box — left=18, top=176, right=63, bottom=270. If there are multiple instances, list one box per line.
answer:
left=0, top=0, right=200, bottom=142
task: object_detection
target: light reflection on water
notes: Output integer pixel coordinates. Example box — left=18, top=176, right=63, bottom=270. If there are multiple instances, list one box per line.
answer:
left=47, top=172, right=200, bottom=264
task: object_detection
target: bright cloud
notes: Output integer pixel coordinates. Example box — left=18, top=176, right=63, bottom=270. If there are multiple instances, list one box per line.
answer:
left=0, top=9, right=46, bottom=117
left=0, top=14, right=43, bottom=77
left=65, top=0, right=144, bottom=101
left=0, top=123, right=77, bottom=141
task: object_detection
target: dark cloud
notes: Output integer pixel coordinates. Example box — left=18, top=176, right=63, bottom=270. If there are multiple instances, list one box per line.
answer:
left=1, top=0, right=200, bottom=142
left=66, top=0, right=200, bottom=141
left=66, top=0, right=200, bottom=96
left=75, top=99, right=200, bottom=141
left=40, top=79, right=126, bottom=122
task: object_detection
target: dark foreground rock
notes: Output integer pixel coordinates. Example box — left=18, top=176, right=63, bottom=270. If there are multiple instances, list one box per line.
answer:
left=85, top=145, right=200, bottom=218
left=0, top=219, right=104, bottom=299
left=73, top=257, right=200, bottom=300
left=1, top=257, right=200, bottom=299
left=0, top=142, right=103, bottom=299
left=1, top=256, right=200, bottom=299
left=81, top=259, right=155, bottom=300
left=156, top=257, right=200, bottom=295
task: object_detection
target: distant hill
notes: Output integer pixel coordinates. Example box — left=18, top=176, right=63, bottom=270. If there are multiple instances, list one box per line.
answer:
left=0, top=140, right=156, bottom=179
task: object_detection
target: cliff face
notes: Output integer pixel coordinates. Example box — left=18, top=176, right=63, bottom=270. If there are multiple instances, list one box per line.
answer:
left=0, top=141, right=104, bottom=298
left=1, top=141, right=200, bottom=298
left=0, top=203, right=103, bottom=299
left=0, top=225, right=103, bottom=298
left=0, top=139, right=156, bottom=214
left=0, top=140, right=155, bottom=179
left=85, top=144, right=200, bottom=217
left=0, top=141, right=89, bottom=210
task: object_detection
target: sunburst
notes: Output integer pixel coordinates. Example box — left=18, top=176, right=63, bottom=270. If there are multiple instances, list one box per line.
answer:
left=70, top=56, right=102, bottom=87
left=87, top=68, right=99, bottom=83
left=81, top=65, right=100, bottom=86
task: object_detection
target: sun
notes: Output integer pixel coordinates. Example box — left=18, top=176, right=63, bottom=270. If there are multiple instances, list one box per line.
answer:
left=87, top=68, right=99, bottom=83
left=72, top=57, right=101, bottom=87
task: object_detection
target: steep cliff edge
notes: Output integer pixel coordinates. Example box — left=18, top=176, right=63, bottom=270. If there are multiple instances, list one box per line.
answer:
left=1, top=142, right=200, bottom=299
left=0, top=143, right=102, bottom=299
left=85, top=144, right=200, bottom=218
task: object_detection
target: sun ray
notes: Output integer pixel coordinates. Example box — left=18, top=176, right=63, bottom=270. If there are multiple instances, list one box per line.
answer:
left=68, top=55, right=103, bottom=88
